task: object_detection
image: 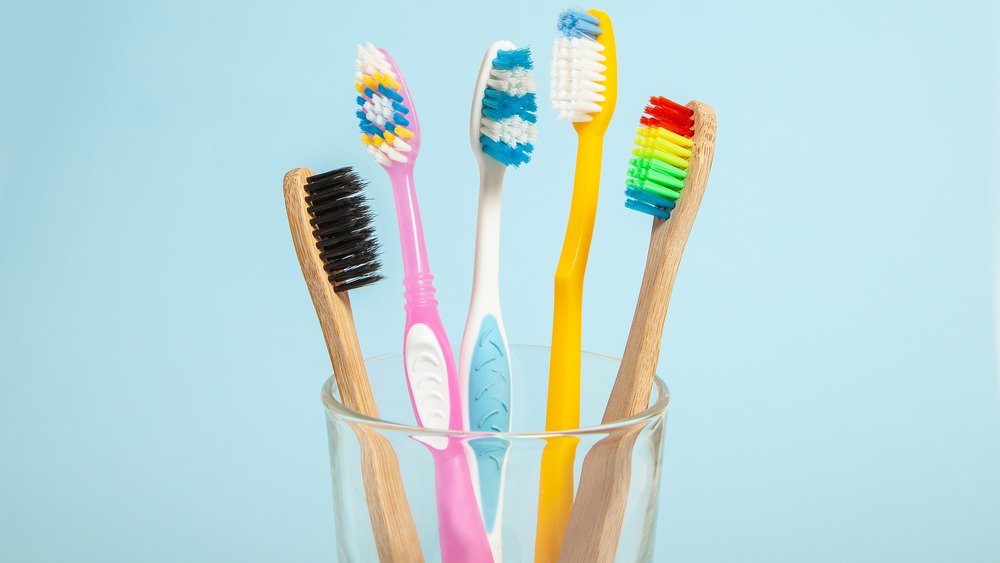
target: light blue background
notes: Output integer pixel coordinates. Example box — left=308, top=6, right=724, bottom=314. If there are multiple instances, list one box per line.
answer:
left=1, top=0, right=998, bottom=561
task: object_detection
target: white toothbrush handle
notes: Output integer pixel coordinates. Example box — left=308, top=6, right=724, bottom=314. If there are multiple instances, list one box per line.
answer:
left=459, top=161, right=512, bottom=560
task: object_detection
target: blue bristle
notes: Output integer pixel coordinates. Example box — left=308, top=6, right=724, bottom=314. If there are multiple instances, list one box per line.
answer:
left=363, top=87, right=375, bottom=98
left=378, top=84, right=403, bottom=103
left=625, top=198, right=671, bottom=220
left=480, top=136, right=533, bottom=167
left=629, top=186, right=677, bottom=211
left=392, top=101, right=409, bottom=114
left=393, top=113, right=409, bottom=126
left=492, top=48, right=533, bottom=71
left=557, top=9, right=602, bottom=39
left=482, top=90, right=537, bottom=122
left=356, top=96, right=367, bottom=107
left=625, top=187, right=676, bottom=219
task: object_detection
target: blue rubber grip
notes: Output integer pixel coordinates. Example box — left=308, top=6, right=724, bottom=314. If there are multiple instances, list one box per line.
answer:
left=467, top=314, right=511, bottom=532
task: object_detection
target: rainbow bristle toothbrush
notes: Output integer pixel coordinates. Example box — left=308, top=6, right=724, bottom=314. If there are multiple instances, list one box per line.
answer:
left=460, top=41, right=537, bottom=561
left=559, top=98, right=716, bottom=562
left=535, top=9, right=617, bottom=562
left=354, top=43, right=493, bottom=562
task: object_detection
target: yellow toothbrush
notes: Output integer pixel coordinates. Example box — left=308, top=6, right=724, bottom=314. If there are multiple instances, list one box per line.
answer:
left=536, top=8, right=617, bottom=562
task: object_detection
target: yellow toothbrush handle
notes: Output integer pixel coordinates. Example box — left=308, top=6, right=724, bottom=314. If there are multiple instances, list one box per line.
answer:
left=535, top=130, right=605, bottom=562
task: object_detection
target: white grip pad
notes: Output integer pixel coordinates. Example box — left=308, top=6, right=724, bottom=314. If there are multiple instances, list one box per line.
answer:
left=404, top=323, right=450, bottom=430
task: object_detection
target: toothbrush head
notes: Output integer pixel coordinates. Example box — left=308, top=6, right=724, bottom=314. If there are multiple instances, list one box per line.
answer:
left=303, top=167, right=384, bottom=291
left=551, top=9, right=617, bottom=132
left=470, top=41, right=538, bottom=167
left=355, top=43, right=420, bottom=168
left=625, top=96, right=696, bottom=220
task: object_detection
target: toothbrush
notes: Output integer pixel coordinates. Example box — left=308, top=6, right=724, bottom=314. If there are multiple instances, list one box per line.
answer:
left=282, top=166, right=424, bottom=562
left=558, top=98, right=717, bottom=562
left=460, top=41, right=537, bottom=561
left=354, top=43, right=494, bottom=562
left=536, top=9, right=617, bottom=561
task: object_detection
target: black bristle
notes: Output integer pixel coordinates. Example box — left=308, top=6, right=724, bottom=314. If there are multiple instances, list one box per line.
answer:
left=304, top=167, right=383, bottom=292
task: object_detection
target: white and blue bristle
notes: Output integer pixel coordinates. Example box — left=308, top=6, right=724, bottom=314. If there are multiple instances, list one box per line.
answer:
left=551, top=9, right=607, bottom=122
left=479, top=48, right=537, bottom=167
left=557, top=9, right=602, bottom=39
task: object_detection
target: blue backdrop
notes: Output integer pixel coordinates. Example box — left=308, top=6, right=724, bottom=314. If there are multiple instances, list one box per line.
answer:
left=2, top=0, right=998, bottom=561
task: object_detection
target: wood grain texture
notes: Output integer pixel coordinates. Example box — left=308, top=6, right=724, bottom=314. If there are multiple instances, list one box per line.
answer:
left=284, top=167, right=423, bottom=563
left=558, top=101, right=716, bottom=563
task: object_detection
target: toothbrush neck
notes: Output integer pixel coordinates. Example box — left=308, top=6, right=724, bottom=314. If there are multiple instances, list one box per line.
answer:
left=388, top=167, right=437, bottom=308
left=470, top=163, right=506, bottom=305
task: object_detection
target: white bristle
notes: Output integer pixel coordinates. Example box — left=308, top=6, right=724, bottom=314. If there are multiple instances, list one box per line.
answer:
left=367, top=144, right=391, bottom=166
left=393, top=138, right=412, bottom=152
left=487, top=69, right=536, bottom=97
left=355, top=42, right=396, bottom=80
left=363, top=93, right=395, bottom=126
left=379, top=143, right=406, bottom=162
left=480, top=115, right=537, bottom=148
left=550, top=36, right=607, bottom=122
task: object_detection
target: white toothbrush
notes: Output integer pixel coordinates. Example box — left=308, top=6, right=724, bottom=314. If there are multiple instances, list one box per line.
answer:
left=459, top=40, right=537, bottom=561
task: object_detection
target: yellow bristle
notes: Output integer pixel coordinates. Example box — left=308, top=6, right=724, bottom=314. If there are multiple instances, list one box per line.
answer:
left=632, top=138, right=690, bottom=170
left=637, top=126, right=695, bottom=151
left=380, top=73, right=401, bottom=90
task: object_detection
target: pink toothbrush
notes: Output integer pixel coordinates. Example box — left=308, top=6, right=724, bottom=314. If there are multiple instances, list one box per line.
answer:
left=355, top=43, right=493, bottom=562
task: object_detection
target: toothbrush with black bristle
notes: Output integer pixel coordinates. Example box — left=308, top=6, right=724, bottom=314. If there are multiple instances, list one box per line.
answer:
left=460, top=41, right=537, bottom=562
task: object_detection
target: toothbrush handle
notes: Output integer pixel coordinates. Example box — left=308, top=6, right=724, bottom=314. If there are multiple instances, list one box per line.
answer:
left=386, top=168, right=493, bottom=560
left=431, top=438, right=495, bottom=563
left=385, top=166, right=460, bottom=430
left=459, top=163, right=507, bottom=428
left=536, top=130, right=605, bottom=562
left=408, top=310, right=495, bottom=563
left=460, top=307, right=512, bottom=556
left=458, top=163, right=511, bottom=559
left=403, top=287, right=460, bottom=431
left=403, top=257, right=494, bottom=563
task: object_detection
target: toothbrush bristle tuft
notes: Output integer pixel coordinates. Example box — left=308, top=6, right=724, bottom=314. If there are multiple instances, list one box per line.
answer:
left=551, top=10, right=607, bottom=122
left=480, top=47, right=537, bottom=167
left=304, top=167, right=384, bottom=292
left=556, top=9, right=602, bottom=40
left=625, top=96, right=695, bottom=220
left=355, top=43, right=414, bottom=167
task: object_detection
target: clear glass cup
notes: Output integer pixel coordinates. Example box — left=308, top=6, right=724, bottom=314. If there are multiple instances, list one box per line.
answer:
left=321, top=344, right=670, bottom=562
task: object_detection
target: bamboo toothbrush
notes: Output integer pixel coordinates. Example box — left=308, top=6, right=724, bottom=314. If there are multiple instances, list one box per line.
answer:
left=558, top=98, right=717, bottom=562
left=536, top=8, right=617, bottom=562
left=354, top=43, right=493, bottom=561
left=460, top=41, right=537, bottom=562
left=283, top=166, right=423, bottom=563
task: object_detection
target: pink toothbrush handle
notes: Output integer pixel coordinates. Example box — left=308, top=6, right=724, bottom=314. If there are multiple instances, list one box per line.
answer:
left=404, top=281, right=493, bottom=562
left=430, top=438, right=494, bottom=562
left=389, top=167, right=492, bottom=561
left=407, top=304, right=494, bottom=562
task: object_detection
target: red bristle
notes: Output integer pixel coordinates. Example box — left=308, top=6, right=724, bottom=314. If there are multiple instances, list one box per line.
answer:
left=650, top=96, right=694, bottom=118
left=643, top=96, right=695, bottom=138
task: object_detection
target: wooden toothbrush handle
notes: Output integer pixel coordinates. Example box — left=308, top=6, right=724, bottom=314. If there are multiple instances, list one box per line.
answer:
left=284, top=168, right=423, bottom=562
left=606, top=101, right=716, bottom=422
left=559, top=101, right=717, bottom=562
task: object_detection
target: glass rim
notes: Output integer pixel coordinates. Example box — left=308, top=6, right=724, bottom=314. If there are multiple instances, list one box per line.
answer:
left=319, top=343, right=670, bottom=438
